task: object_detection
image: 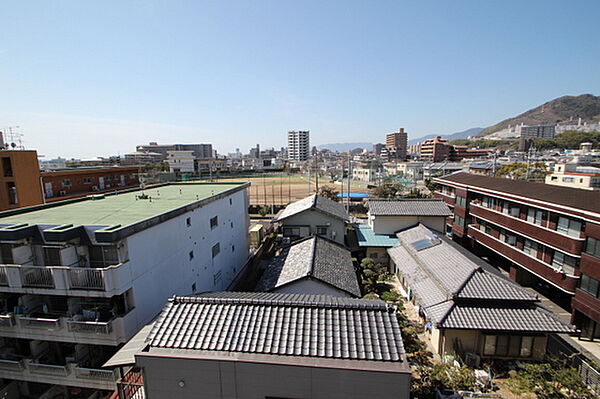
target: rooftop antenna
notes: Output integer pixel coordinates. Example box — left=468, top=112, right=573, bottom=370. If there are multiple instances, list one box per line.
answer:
left=1, top=126, right=24, bottom=150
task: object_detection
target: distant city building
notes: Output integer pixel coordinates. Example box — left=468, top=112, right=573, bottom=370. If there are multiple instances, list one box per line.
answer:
left=373, top=143, right=385, bottom=156
left=545, top=163, right=600, bottom=191
left=0, top=149, right=44, bottom=211
left=41, top=166, right=140, bottom=201
left=122, top=151, right=164, bottom=165
left=136, top=142, right=214, bottom=160
left=167, top=150, right=196, bottom=173
left=408, top=143, right=421, bottom=155
left=249, top=144, right=260, bottom=159
left=420, top=136, right=452, bottom=162
left=384, top=128, right=408, bottom=160
left=287, top=130, right=310, bottom=161
left=520, top=124, right=556, bottom=139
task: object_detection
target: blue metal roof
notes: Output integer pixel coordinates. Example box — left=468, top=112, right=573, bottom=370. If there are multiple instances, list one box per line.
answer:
left=337, top=192, right=370, bottom=199
left=355, top=224, right=399, bottom=247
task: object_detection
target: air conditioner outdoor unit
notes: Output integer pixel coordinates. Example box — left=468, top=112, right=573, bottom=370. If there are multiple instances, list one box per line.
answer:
left=59, top=190, right=67, bottom=196
left=91, top=186, right=99, bottom=191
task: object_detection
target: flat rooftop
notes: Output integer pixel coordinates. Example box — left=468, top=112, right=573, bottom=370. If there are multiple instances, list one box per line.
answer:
left=0, top=183, right=246, bottom=230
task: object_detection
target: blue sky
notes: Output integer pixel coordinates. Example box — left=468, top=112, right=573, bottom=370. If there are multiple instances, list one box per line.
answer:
left=1, top=1, right=599, bottom=158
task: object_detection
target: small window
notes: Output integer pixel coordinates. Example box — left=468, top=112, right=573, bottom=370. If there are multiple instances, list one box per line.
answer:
left=186, top=217, right=191, bottom=227
left=552, top=251, right=577, bottom=274
left=192, top=283, right=196, bottom=292
left=229, top=198, right=232, bottom=205
left=210, top=216, right=218, bottom=229
left=231, top=244, right=235, bottom=252
left=213, top=271, right=222, bottom=285
left=316, top=226, right=328, bottom=236
left=83, top=177, right=93, bottom=184
left=189, top=251, right=194, bottom=260
left=212, top=243, right=220, bottom=258
left=230, top=221, right=234, bottom=229
left=61, top=179, right=71, bottom=187
left=580, top=274, right=600, bottom=299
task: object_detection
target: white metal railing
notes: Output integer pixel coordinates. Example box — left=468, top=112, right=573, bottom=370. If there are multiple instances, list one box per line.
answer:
left=27, top=361, right=69, bottom=376
left=68, top=268, right=105, bottom=290
left=0, top=314, right=15, bottom=328
left=17, top=315, right=62, bottom=329
left=0, top=359, right=23, bottom=371
left=73, top=366, right=117, bottom=381
left=67, top=319, right=113, bottom=334
left=0, top=266, right=7, bottom=286
left=20, top=267, right=54, bottom=288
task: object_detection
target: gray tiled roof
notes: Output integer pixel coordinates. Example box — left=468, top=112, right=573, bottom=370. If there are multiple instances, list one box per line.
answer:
left=441, top=305, right=572, bottom=332
left=275, top=194, right=349, bottom=222
left=147, top=292, right=406, bottom=362
left=387, top=224, right=572, bottom=333
left=256, top=235, right=361, bottom=297
left=368, top=199, right=452, bottom=217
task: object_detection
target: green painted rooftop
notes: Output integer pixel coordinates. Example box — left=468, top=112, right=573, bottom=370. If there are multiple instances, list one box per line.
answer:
left=0, top=183, right=245, bottom=229
left=355, top=224, right=399, bottom=247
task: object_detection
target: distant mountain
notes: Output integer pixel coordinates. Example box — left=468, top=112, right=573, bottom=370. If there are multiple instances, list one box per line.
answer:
left=317, top=142, right=373, bottom=152
left=478, top=94, right=600, bottom=137
left=408, top=127, right=483, bottom=145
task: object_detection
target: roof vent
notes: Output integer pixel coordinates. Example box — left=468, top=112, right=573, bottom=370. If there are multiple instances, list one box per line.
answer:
left=410, top=232, right=441, bottom=251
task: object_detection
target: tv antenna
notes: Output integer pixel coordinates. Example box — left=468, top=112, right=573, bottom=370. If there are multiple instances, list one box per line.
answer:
left=0, top=126, right=24, bottom=150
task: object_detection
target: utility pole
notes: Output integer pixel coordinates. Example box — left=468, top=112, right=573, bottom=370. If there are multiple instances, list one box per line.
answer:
left=347, top=155, right=351, bottom=213
left=315, top=154, right=319, bottom=193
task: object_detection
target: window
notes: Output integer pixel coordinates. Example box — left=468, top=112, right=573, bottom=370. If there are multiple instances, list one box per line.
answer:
left=483, top=197, right=496, bottom=209
left=231, top=245, right=235, bottom=252
left=523, top=239, right=539, bottom=257
left=483, top=335, right=533, bottom=357
left=551, top=176, right=558, bottom=181
left=212, top=243, right=220, bottom=258
left=527, top=208, right=543, bottom=225
left=6, top=182, right=17, bottom=205
left=316, top=226, right=328, bottom=236
left=229, top=198, right=232, bottom=205
left=230, top=221, right=234, bottom=229
left=2, top=157, right=13, bottom=177
left=509, top=206, right=520, bottom=218
left=189, top=251, right=194, bottom=261
left=283, top=227, right=301, bottom=237
left=89, top=245, right=120, bottom=267
left=186, top=217, right=191, bottom=227
left=192, top=283, right=196, bottom=292
left=504, top=233, right=516, bottom=245
left=213, top=271, right=222, bottom=285
left=557, top=217, right=581, bottom=238
left=210, top=216, right=218, bottom=229
left=371, top=252, right=378, bottom=259
left=580, top=274, right=600, bottom=299
left=585, top=237, right=600, bottom=259
left=454, top=215, right=465, bottom=227
left=43, top=246, right=62, bottom=266
left=61, top=179, right=71, bottom=187
left=552, top=251, right=577, bottom=275
left=456, top=196, right=467, bottom=208
left=83, top=177, right=92, bottom=184
left=562, top=177, right=574, bottom=183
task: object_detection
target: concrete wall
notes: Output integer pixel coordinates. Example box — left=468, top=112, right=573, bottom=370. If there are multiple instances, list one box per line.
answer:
left=365, top=247, right=390, bottom=267
left=138, top=355, right=410, bottom=399
left=369, top=215, right=445, bottom=234
left=272, top=278, right=355, bottom=298
left=281, top=210, right=345, bottom=244
left=126, top=188, right=249, bottom=330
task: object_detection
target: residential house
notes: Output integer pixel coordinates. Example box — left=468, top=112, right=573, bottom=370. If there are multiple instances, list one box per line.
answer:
left=368, top=198, right=452, bottom=234
left=256, top=235, right=360, bottom=298
left=274, top=194, right=348, bottom=244
left=388, top=224, right=572, bottom=362
left=120, top=292, right=411, bottom=399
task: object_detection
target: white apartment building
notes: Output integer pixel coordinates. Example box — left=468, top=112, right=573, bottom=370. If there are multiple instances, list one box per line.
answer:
left=287, top=131, right=310, bottom=162
left=0, top=182, right=249, bottom=397
left=167, top=150, right=196, bottom=173
left=545, top=163, right=600, bottom=191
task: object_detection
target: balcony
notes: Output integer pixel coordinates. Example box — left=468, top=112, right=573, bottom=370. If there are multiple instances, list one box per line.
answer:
left=0, top=359, right=117, bottom=391
left=470, top=203, right=584, bottom=255
left=434, top=191, right=455, bottom=207
left=467, top=224, right=578, bottom=293
left=0, top=262, right=132, bottom=297
left=0, top=310, right=138, bottom=345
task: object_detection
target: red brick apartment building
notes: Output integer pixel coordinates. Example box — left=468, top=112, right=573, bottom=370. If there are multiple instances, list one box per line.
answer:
left=41, top=166, right=140, bottom=202
left=434, top=172, right=600, bottom=340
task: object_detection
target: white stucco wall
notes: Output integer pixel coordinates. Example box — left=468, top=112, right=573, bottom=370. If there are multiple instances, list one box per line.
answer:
left=126, top=188, right=250, bottom=328
left=369, top=215, right=445, bottom=234
left=281, top=210, right=345, bottom=244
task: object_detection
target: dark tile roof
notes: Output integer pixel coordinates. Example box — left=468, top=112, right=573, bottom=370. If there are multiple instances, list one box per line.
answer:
left=435, top=172, right=600, bottom=215
left=255, top=235, right=361, bottom=297
left=368, top=199, right=452, bottom=217
left=275, top=194, right=349, bottom=222
left=441, top=305, right=572, bottom=332
left=387, top=224, right=572, bottom=333
left=147, top=292, right=406, bottom=362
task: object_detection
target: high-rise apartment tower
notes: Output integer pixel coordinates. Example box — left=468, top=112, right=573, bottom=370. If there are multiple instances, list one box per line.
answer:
left=287, top=131, right=310, bottom=162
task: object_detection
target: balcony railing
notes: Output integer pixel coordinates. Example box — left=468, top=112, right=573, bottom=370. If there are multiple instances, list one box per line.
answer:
left=17, top=315, right=62, bottom=330
left=0, top=262, right=131, bottom=296
left=20, top=267, right=54, bottom=288
left=0, top=359, right=24, bottom=371
left=27, top=361, right=69, bottom=376
left=0, top=359, right=118, bottom=390
left=0, top=266, right=7, bottom=286
left=68, top=268, right=105, bottom=290
left=67, top=319, right=113, bottom=334
left=0, top=314, right=15, bottom=328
